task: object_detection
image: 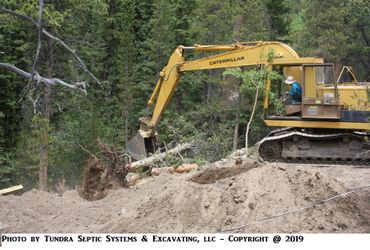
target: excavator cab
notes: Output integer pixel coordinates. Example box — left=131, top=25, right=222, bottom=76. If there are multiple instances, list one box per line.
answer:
left=271, top=63, right=340, bottom=119
left=301, top=64, right=340, bottom=119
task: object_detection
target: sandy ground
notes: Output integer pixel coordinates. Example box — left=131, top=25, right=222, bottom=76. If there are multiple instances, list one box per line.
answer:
left=0, top=161, right=369, bottom=233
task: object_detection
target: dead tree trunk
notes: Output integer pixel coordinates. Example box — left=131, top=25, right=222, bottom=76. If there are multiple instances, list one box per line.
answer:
left=232, top=10, right=244, bottom=152
left=38, top=36, right=53, bottom=191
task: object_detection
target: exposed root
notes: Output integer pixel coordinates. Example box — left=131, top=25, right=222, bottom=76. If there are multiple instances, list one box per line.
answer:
left=78, top=139, right=130, bottom=200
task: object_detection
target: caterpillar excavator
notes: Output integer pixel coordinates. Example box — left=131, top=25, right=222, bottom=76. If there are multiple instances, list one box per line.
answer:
left=127, top=41, right=370, bottom=164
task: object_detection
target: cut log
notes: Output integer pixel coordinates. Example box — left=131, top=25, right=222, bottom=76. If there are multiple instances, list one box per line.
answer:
left=0, top=185, right=23, bottom=195
left=128, top=142, right=194, bottom=171
left=150, top=166, right=175, bottom=175
left=174, top=163, right=198, bottom=173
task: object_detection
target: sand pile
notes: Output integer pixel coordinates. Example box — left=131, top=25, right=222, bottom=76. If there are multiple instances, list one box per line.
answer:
left=0, top=162, right=369, bottom=233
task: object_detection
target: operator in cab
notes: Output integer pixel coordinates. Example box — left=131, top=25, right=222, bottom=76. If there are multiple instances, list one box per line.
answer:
left=284, top=76, right=302, bottom=104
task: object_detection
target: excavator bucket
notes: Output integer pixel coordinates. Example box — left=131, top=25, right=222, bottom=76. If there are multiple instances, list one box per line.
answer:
left=126, top=133, right=157, bottom=160
left=126, top=133, right=147, bottom=160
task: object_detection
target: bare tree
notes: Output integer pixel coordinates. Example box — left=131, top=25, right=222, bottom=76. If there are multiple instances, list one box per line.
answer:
left=0, top=3, right=101, bottom=190
left=231, top=8, right=244, bottom=152
left=0, top=7, right=101, bottom=86
left=223, top=67, right=266, bottom=156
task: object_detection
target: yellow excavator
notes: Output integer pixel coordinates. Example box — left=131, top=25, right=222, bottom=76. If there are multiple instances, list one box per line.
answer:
left=127, top=41, right=370, bottom=163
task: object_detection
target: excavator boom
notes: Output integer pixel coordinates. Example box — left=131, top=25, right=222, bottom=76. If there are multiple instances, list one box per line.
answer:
left=127, top=41, right=304, bottom=159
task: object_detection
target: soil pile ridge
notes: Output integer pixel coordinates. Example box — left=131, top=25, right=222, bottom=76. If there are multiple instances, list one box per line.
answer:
left=0, top=163, right=369, bottom=233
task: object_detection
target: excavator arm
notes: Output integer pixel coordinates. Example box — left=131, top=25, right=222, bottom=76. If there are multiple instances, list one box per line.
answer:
left=127, top=41, right=320, bottom=159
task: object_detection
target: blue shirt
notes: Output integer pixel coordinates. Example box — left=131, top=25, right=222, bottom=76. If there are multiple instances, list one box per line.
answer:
left=289, top=82, right=302, bottom=101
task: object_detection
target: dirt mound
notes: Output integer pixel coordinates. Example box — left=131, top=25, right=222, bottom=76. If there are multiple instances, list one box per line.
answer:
left=100, top=163, right=369, bottom=233
left=0, top=163, right=369, bottom=233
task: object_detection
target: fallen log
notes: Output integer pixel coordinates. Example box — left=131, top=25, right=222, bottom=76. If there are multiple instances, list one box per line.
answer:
left=128, top=142, right=194, bottom=171
left=150, top=166, right=176, bottom=175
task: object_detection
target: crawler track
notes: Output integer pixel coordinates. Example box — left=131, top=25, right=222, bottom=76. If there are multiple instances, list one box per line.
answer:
left=258, top=128, right=370, bottom=165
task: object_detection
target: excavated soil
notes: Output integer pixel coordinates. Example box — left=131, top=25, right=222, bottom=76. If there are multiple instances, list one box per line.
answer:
left=0, top=162, right=369, bottom=233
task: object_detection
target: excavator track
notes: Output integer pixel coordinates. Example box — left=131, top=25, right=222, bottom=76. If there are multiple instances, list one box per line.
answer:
left=258, top=128, right=370, bottom=165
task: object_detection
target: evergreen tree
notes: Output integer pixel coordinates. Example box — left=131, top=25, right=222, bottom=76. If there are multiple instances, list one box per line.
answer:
left=288, top=0, right=370, bottom=78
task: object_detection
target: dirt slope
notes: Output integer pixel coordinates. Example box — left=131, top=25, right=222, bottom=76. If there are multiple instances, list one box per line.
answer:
left=0, top=162, right=369, bottom=233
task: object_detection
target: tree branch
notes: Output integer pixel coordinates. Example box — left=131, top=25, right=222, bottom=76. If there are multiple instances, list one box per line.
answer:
left=0, top=63, right=86, bottom=93
left=20, top=0, right=44, bottom=104
left=0, top=7, right=39, bottom=26
left=0, top=7, right=101, bottom=85
left=30, top=0, right=44, bottom=78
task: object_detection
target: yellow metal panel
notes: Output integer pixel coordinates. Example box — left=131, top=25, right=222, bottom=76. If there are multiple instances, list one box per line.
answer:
left=303, top=67, right=316, bottom=98
left=338, top=86, right=369, bottom=111
left=180, top=53, right=324, bottom=72
left=284, top=66, right=302, bottom=84
left=271, top=57, right=324, bottom=65
left=264, top=119, right=370, bottom=130
left=149, top=47, right=184, bottom=127
left=193, top=44, right=239, bottom=51
left=279, top=58, right=324, bottom=85
left=317, top=85, right=369, bottom=111
left=180, top=42, right=303, bottom=72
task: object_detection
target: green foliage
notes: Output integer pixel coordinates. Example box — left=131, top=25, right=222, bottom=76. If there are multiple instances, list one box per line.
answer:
left=232, top=0, right=271, bottom=41
left=224, top=66, right=282, bottom=89
left=223, top=66, right=283, bottom=145
left=163, top=155, right=182, bottom=167
left=264, top=0, right=290, bottom=40
left=190, top=0, right=234, bottom=43
left=0, top=149, right=18, bottom=189
left=14, top=113, right=46, bottom=189
left=288, top=0, right=370, bottom=78
left=268, top=91, right=285, bottom=115
left=159, top=104, right=235, bottom=162
left=50, top=109, right=108, bottom=186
